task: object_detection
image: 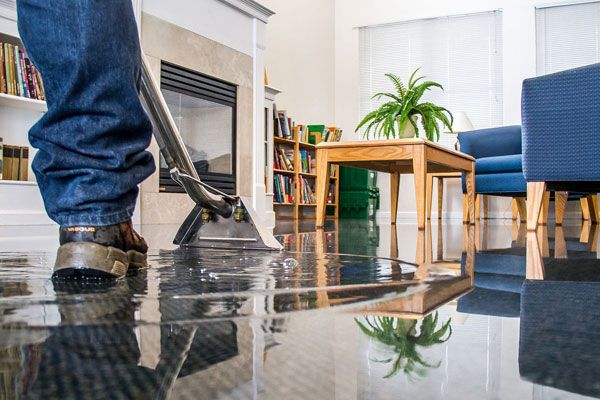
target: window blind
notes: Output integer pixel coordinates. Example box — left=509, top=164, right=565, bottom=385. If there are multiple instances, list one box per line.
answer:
left=536, top=1, right=600, bottom=75
left=359, top=11, right=503, bottom=147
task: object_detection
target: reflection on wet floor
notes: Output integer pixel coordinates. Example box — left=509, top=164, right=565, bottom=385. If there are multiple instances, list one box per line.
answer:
left=0, top=219, right=599, bottom=399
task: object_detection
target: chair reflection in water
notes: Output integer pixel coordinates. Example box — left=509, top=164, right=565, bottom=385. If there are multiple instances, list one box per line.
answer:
left=520, top=221, right=600, bottom=398
left=457, top=221, right=599, bottom=318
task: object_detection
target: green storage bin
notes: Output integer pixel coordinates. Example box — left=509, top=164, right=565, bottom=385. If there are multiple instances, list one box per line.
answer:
left=340, top=166, right=377, bottom=191
left=338, top=220, right=380, bottom=256
left=340, top=189, right=380, bottom=219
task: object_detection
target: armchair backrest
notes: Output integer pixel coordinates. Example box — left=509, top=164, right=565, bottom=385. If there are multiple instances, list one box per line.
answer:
left=522, top=63, right=600, bottom=182
left=458, top=126, right=522, bottom=159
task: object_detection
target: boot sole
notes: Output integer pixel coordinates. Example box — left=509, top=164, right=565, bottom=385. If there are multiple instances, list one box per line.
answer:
left=53, top=242, right=147, bottom=279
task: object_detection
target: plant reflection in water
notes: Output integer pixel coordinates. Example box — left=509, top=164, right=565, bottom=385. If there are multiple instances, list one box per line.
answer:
left=355, top=312, right=452, bottom=379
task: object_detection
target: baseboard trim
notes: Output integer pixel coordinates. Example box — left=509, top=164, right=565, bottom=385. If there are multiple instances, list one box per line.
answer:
left=375, top=210, right=585, bottom=223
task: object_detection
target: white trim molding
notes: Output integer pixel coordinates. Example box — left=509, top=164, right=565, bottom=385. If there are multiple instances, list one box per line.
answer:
left=0, top=0, right=16, bottom=22
left=217, top=0, right=274, bottom=23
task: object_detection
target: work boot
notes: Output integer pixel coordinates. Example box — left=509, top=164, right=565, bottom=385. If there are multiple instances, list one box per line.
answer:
left=53, top=220, right=148, bottom=279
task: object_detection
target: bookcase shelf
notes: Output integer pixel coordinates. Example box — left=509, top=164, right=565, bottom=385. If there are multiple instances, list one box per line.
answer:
left=0, top=179, right=37, bottom=186
left=298, top=141, right=316, bottom=149
left=274, top=137, right=296, bottom=146
left=273, top=168, right=294, bottom=176
left=0, top=93, right=47, bottom=112
left=272, top=119, right=340, bottom=221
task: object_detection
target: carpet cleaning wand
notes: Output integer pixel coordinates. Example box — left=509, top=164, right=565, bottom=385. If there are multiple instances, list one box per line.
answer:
left=139, top=54, right=282, bottom=251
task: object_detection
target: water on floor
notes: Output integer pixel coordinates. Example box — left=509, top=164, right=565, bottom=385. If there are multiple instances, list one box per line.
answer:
left=0, top=219, right=599, bottom=399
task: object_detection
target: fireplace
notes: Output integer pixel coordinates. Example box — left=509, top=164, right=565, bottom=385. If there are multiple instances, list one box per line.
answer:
left=159, top=61, right=237, bottom=194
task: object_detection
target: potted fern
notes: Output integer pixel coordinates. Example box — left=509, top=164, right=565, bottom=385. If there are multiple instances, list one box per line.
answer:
left=356, top=69, right=453, bottom=141
left=355, top=312, right=452, bottom=379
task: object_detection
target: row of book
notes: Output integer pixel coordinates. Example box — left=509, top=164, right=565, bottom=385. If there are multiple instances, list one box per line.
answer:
left=307, top=125, right=343, bottom=144
left=323, top=127, right=343, bottom=142
left=298, top=177, right=316, bottom=204
left=274, top=145, right=294, bottom=171
left=1, top=42, right=45, bottom=100
left=274, top=174, right=294, bottom=203
left=299, top=150, right=315, bottom=174
left=0, top=140, right=29, bottom=181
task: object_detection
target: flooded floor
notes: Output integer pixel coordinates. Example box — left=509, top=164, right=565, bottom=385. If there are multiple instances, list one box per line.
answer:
left=0, top=219, right=599, bottom=399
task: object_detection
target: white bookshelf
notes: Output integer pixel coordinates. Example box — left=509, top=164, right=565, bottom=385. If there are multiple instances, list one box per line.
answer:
left=0, top=2, right=142, bottom=226
left=0, top=14, right=49, bottom=226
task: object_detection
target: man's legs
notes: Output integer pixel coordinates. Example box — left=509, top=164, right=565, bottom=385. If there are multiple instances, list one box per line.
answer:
left=17, top=0, right=155, bottom=278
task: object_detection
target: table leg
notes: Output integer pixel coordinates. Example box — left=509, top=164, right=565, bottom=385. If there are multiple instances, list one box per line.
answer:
left=437, top=177, right=443, bottom=220
left=412, top=146, right=427, bottom=229
left=426, top=174, right=433, bottom=220
left=466, top=162, right=475, bottom=225
left=390, top=171, right=400, bottom=225
left=315, top=149, right=329, bottom=228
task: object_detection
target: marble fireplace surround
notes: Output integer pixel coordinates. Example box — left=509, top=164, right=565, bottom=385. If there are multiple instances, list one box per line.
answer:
left=140, top=13, right=254, bottom=224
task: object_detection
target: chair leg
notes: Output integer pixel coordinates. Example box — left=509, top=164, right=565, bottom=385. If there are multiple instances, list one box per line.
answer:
left=482, top=195, right=490, bottom=219
left=537, top=191, right=551, bottom=225
left=462, top=194, right=469, bottom=224
left=591, top=195, right=599, bottom=224
left=527, top=182, right=547, bottom=231
left=516, top=198, right=527, bottom=223
left=555, top=191, right=568, bottom=226
left=581, top=197, right=591, bottom=221
left=512, top=198, right=518, bottom=221
left=581, top=195, right=599, bottom=224
left=475, top=195, right=481, bottom=222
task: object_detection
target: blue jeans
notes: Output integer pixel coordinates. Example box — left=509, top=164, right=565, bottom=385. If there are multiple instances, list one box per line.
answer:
left=16, top=0, right=155, bottom=226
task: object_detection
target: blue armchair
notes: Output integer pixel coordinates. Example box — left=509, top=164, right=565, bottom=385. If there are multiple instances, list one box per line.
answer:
left=458, top=126, right=527, bottom=221
left=522, top=63, right=600, bottom=230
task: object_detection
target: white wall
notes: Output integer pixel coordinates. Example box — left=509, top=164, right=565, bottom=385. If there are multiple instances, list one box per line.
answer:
left=334, top=0, right=542, bottom=221
left=261, top=0, right=583, bottom=220
left=259, top=0, right=335, bottom=125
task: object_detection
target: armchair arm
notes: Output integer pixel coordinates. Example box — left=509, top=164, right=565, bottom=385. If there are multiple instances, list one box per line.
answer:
left=522, top=63, right=600, bottom=182
left=458, top=126, right=522, bottom=159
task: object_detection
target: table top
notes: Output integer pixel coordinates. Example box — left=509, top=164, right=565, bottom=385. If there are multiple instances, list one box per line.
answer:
left=316, top=138, right=475, bottom=161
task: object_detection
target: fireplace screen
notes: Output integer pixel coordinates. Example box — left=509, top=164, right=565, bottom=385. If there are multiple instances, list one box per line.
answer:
left=159, top=62, right=236, bottom=194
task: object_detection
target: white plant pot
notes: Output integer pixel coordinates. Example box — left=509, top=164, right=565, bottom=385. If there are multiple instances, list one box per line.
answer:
left=396, top=116, right=418, bottom=139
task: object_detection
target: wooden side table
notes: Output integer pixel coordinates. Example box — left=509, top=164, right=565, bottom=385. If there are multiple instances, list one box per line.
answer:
left=314, top=139, right=476, bottom=229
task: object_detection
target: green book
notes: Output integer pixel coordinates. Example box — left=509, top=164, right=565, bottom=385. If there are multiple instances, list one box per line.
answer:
left=307, top=125, right=325, bottom=144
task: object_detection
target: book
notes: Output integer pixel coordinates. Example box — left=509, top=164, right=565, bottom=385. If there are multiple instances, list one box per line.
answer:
left=24, top=58, right=35, bottom=99
left=33, top=65, right=45, bottom=100
left=307, top=125, right=325, bottom=144
left=0, top=45, right=6, bottom=94
left=18, top=146, right=29, bottom=181
left=19, top=50, right=29, bottom=98
left=10, top=145, right=19, bottom=180
left=273, top=103, right=282, bottom=137
left=277, top=110, right=292, bottom=138
left=2, top=144, right=15, bottom=180
left=4, top=43, right=17, bottom=96
left=15, top=47, right=24, bottom=97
